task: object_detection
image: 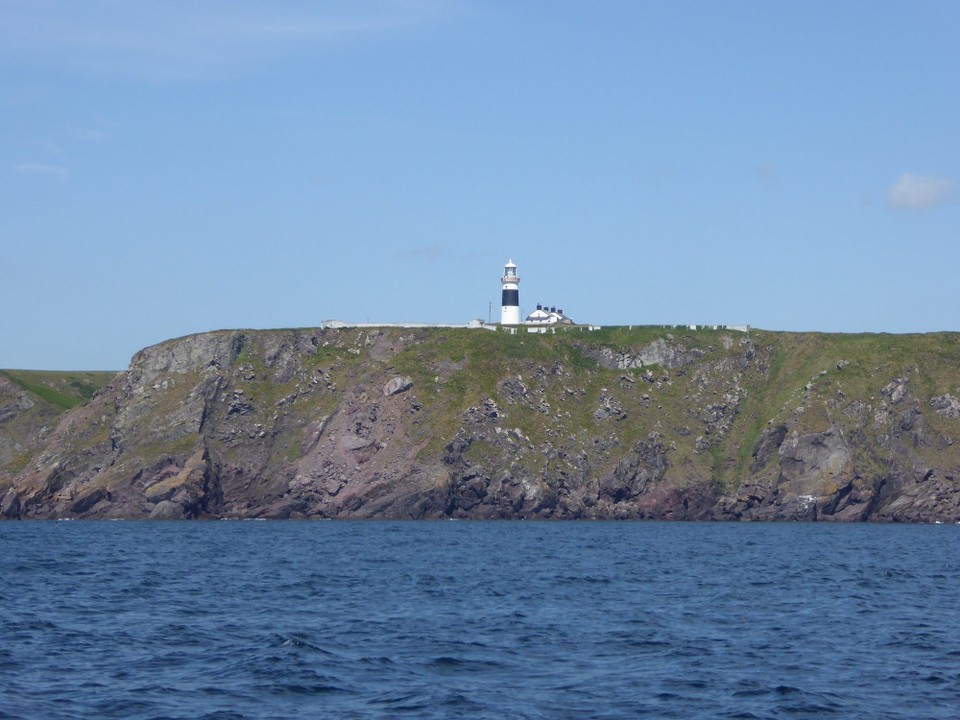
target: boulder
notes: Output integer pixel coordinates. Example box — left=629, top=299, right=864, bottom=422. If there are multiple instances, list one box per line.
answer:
left=383, top=376, right=413, bottom=397
left=148, top=500, right=184, bottom=519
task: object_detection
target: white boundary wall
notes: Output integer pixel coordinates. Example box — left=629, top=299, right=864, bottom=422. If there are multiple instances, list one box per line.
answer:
left=319, top=320, right=748, bottom=333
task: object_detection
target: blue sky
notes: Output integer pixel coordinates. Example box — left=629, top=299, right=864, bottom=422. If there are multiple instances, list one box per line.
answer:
left=2, top=1, right=958, bottom=370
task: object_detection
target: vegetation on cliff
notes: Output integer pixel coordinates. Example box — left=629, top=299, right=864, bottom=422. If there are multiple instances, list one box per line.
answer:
left=2, top=327, right=960, bottom=521
left=0, top=370, right=117, bottom=478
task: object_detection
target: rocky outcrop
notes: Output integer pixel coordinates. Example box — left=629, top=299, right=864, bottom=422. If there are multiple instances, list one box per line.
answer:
left=582, top=337, right=705, bottom=370
left=931, top=394, right=960, bottom=420
left=715, top=425, right=866, bottom=521
left=1, top=487, right=21, bottom=519
left=4, top=326, right=960, bottom=521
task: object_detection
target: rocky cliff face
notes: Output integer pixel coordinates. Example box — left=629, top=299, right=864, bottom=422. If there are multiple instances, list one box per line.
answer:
left=3, top=327, right=960, bottom=521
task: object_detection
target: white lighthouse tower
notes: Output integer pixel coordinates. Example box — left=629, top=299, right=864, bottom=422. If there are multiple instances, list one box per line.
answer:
left=500, top=259, right=521, bottom=325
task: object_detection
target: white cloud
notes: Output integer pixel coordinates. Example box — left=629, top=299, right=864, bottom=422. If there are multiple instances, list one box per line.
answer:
left=0, top=0, right=460, bottom=81
left=886, top=172, right=958, bottom=211
left=14, top=163, right=69, bottom=181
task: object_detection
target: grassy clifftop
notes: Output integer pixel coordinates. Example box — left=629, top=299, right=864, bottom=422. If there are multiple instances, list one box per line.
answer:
left=0, top=369, right=116, bottom=410
left=2, top=326, right=960, bottom=521
left=0, top=370, right=118, bottom=480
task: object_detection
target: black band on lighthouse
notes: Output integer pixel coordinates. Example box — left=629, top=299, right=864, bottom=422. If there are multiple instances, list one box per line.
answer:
left=502, top=289, right=519, bottom=306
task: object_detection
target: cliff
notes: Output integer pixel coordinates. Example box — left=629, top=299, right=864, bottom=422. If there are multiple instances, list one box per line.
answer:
left=3, top=326, right=960, bottom=521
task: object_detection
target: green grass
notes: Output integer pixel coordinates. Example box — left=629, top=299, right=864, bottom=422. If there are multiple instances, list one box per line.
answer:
left=1, top=370, right=116, bottom=410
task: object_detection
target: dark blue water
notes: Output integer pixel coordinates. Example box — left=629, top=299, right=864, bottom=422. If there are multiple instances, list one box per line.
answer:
left=2, top=521, right=959, bottom=719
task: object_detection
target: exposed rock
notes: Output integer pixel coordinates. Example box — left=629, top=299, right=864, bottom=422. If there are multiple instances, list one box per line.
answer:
left=70, top=487, right=111, bottom=515
left=1, top=487, right=21, bottom=518
left=594, top=392, right=626, bottom=420
left=497, top=376, right=530, bottom=404
left=638, top=339, right=681, bottom=368
left=714, top=423, right=878, bottom=522
left=758, top=425, right=855, bottom=520
left=598, top=434, right=668, bottom=504
left=149, top=500, right=184, bottom=520
left=751, top=425, right=788, bottom=473
left=882, top=378, right=908, bottom=405
left=899, top=409, right=921, bottom=432
left=581, top=338, right=698, bottom=371
left=778, top=426, right=853, bottom=497
left=0, top=394, right=35, bottom=424
left=383, top=376, right=413, bottom=397
left=931, top=394, right=960, bottom=420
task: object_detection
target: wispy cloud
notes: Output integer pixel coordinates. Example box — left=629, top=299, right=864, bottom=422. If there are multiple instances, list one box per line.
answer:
left=14, top=163, right=69, bottom=181
left=0, top=0, right=459, bottom=81
left=886, top=172, right=958, bottom=211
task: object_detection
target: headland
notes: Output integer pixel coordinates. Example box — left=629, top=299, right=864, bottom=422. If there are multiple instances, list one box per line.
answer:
left=3, top=325, right=960, bottom=521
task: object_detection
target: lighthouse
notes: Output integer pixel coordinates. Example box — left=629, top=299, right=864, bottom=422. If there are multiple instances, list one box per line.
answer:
left=500, top=259, right=521, bottom=325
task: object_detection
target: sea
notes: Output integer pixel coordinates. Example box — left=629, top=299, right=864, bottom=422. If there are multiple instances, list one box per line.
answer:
left=2, top=521, right=959, bottom=720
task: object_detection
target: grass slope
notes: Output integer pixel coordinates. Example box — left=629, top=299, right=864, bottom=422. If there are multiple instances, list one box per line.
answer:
left=0, top=370, right=118, bottom=410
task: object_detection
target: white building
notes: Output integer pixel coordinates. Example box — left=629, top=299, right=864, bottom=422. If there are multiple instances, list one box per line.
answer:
left=525, top=304, right=574, bottom=325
